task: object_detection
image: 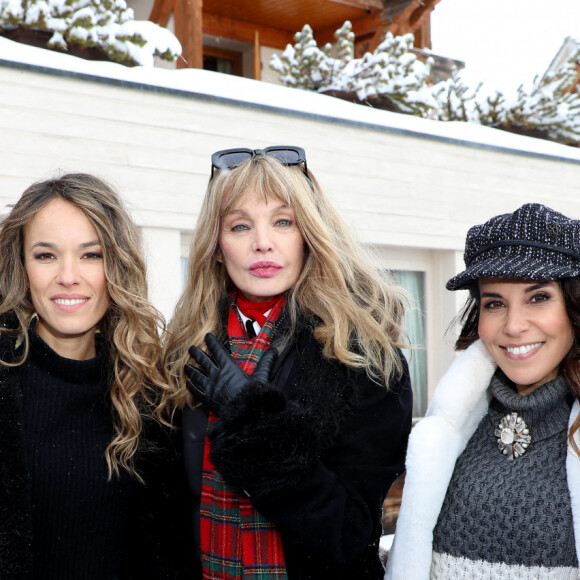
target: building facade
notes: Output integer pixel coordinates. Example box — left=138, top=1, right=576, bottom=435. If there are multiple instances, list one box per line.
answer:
left=2, top=39, right=580, bottom=413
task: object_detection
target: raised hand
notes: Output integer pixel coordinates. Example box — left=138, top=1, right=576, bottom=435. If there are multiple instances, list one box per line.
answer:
left=185, top=333, right=278, bottom=414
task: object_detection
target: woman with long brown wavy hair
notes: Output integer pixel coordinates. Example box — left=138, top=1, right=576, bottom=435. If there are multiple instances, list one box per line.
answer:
left=0, top=173, right=193, bottom=579
left=162, top=146, right=413, bottom=578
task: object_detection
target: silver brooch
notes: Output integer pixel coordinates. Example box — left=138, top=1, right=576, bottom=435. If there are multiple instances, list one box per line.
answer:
left=494, top=412, right=531, bottom=460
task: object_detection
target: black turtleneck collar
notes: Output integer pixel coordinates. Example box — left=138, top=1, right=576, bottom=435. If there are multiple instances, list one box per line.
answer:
left=28, top=329, right=109, bottom=387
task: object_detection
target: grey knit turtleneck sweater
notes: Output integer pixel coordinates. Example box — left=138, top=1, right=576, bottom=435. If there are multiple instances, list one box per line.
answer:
left=431, top=370, right=578, bottom=579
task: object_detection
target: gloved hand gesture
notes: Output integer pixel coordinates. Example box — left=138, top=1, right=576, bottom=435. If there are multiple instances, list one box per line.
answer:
left=185, top=333, right=278, bottom=415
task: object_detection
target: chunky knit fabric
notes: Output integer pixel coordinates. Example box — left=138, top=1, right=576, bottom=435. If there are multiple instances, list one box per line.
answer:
left=20, top=331, right=135, bottom=579
left=430, top=553, right=578, bottom=579
left=432, top=370, right=578, bottom=578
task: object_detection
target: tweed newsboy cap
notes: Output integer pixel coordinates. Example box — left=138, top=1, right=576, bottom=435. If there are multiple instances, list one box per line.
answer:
left=446, top=203, right=580, bottom=291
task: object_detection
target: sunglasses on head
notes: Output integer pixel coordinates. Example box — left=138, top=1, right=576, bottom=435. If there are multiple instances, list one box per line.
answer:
left=211, top=146, right=308, bottom=178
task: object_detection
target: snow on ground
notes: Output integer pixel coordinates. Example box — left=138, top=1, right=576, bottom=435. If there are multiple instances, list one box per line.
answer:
left=2, top=35, right=580, bottom=164
left=380, top=534, right=394, bottom=551
left=379, top=534, right=394, bottom=567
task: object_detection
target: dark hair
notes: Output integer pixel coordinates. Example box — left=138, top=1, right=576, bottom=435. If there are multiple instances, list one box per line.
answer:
left=560, top=277, right=580, bottom=455
left=452, top=282, right=480, bottom=352
left=453, top=277, right=580, bottom=454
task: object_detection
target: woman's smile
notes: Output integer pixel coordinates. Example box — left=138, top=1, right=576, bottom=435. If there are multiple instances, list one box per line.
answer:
left=51, top=293, right=91, bottom=310
left=478, top=278, right=573, bottom=395
left=502, top=342, right=544, bottom=358
left=24, top=198, right=110, bottom=359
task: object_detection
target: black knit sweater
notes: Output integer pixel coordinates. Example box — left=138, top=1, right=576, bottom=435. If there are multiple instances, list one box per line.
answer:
left=0, top=328, right=197, bottom=580
left=21, top=330, right=135, bottom=579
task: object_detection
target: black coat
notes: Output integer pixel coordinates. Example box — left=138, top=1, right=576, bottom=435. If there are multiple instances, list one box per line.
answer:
left=0, top=333, right=195, bottom=580
left=183, top=323, right=413, bottom=579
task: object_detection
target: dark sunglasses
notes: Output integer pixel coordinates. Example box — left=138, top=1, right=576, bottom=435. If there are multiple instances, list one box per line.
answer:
left=211, top=146, right=308, bottom=178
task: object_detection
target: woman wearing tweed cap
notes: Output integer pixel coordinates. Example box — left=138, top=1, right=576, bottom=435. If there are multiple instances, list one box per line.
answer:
left=386, top=203, right=580, bottom=579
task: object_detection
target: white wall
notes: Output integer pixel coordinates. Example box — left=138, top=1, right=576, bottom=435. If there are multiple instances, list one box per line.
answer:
left=141, top=227, right=183, bottom=322
left=260, top=45, right=282, bottom=84
left=3, top=42, right=580, bottom=396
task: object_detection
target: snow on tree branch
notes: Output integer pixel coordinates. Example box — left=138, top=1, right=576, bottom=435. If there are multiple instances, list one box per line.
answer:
left=271, top=21, right=580, bottom=147
left=270, top=21, right=435, bottom=116
left=0, top=0, right=181, bottom=66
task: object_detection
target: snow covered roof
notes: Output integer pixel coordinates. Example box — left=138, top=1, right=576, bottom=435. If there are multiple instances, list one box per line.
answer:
left=2, top=35, right=580, bottom=165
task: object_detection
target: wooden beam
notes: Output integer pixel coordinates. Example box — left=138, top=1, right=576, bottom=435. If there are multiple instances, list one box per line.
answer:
left=203, top=12, right=295, bottom=49
left=365, top=25, right=387, bottom=53
left=175, top=0, right=203, bottom=69
left=409, top=0, right=438, bottom=26
left=389, top=0, right=440, bottom=38
left=149, top=0, right=174, bottom=27
left=254, top=30, right=261, bottom=81
left=414, top=18, right=431, bottom=49
left=327, top=0, right=383, bottom=9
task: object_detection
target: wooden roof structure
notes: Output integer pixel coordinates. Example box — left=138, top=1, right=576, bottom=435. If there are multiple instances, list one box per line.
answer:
left=543, top=37, right=580, bottom=91
left=149, top=0, right=441, bottom=74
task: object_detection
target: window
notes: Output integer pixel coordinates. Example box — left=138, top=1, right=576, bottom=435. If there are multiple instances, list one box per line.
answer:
left=181, top=256, right=188, bottom=288
left=203, top=47, right=242, bottom=76
left=392, top=270, right=428, bottom=416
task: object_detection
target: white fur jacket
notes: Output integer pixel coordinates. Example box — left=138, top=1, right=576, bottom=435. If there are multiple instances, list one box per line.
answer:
left=384, top=340, right=580, bottom=580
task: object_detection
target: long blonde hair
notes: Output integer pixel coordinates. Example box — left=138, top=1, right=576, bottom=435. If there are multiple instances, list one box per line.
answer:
left=162, top=154, right=407, bottom=410
left=0, top=173, right=169, bottom=479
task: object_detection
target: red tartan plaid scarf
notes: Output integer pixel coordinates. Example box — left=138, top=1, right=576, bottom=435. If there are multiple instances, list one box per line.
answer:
left=200, top=291, right=288, bottom=579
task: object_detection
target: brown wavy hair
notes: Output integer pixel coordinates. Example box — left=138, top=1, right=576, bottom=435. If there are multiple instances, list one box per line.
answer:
left=453, top=278, right=580, bottom=455
left=162, top=154, right=408, bottom=411
left=0, top=173, right=169, bottom=479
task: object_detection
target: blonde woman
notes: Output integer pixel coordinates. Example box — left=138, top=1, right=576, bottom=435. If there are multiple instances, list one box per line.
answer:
left=162, top=146, right=413, bottom=579
left=0, top=173, right=193, bottom=579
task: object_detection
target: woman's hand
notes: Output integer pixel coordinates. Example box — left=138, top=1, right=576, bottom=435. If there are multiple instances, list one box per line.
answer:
left=185, top=333, right=278, bottom=415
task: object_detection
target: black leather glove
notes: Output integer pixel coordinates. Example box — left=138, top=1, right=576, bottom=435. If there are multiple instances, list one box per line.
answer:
left=185, top=333, right=278, bottom=415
